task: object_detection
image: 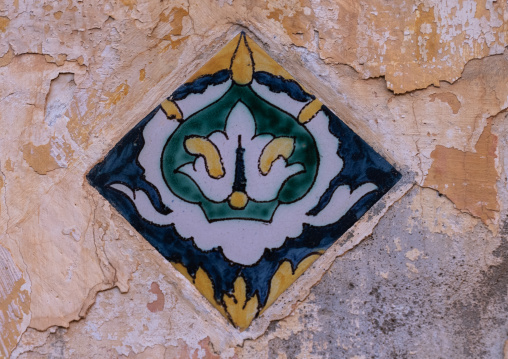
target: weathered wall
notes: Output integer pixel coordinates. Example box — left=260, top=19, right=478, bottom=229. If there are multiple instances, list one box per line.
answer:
left=0, top=0, right=507, bottom=357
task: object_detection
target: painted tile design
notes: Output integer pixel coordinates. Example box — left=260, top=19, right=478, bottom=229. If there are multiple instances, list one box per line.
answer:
left=87, top=33, right=401, bottom=330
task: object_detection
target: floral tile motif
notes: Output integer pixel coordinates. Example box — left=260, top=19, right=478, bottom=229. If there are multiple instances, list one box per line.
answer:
left=87, top=32, right=401, bottom=330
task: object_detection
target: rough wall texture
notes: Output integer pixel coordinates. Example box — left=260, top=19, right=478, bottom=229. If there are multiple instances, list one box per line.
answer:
left=0, top=0, right=507, bottom=357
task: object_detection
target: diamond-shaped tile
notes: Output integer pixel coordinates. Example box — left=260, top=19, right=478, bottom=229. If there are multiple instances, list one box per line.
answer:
left=87, top=32, right=401, bottom=330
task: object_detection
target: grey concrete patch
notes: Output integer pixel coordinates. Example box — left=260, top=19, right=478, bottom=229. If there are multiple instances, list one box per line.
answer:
left=268, top=187, right=508, bottom=359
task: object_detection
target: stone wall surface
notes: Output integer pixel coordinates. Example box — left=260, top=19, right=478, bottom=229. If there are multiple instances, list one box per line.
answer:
left=0, top=0, right=507, bottom=357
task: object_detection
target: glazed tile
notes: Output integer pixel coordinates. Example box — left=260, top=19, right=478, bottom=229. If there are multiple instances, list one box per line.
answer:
left=87, top=32, right=401, bottom=330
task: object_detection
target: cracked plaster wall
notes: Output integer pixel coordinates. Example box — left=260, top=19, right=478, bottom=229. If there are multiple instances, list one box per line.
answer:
left=0, top=0, right=507, bottom=357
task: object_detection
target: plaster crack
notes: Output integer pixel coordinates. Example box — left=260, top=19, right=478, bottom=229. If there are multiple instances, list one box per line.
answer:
left=0, top=164, right=11, bottom=229
left=411, top=100, right=424, bottom=183
left=12, top=330, right=53, bottom=357
left=419, top=184, right=488, bottom=223
left=90, top=195, right=117, bottom=287
left=0, top=92, right=15, bottom=104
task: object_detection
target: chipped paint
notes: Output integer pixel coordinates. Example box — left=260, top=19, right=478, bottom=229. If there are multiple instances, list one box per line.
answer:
left=429, top=92, right=461, bottom=114
left=105, top=83, right=130, bottom=109
left=0, top=47, right=14, bottom=67
left=22, top=139, right=73, bottom=175
left=0, top=16, right=10, bottom=32
left=4, top=159, right=14, bottom=172
left=425, top=119, right=499, bottom=228
left=0, top=245, right=31, bottom=358
left=146, top=282, right=165, bottom=313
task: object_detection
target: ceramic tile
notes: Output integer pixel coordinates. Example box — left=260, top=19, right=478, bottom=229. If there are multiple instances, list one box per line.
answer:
left=87, top=33, right=401, bottom=330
